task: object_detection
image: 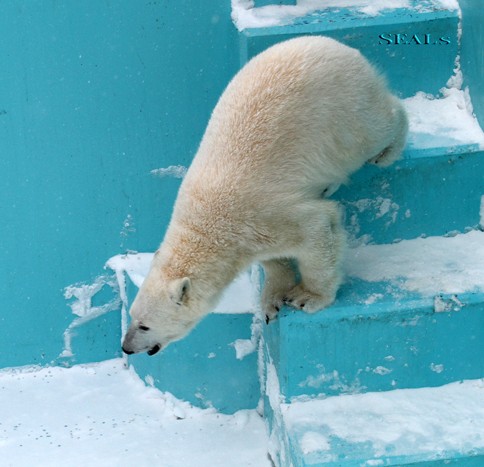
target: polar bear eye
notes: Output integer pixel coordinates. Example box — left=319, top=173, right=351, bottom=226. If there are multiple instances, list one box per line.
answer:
left=139, top=325, right=150, bottom=331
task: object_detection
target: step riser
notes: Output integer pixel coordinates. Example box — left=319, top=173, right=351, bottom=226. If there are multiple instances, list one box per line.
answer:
left=288, top=436, right=484, bottom=466
left=336, top=152, right=484, bottom=245
left=263, top=351, right=484, bottom=466
left=265, top=292, right=484, bottom=401
left=262, top=344, right=484, bottom=466
left=240, top=13, right=459, bottom=98
left=255, top=0, right=296, bottom=6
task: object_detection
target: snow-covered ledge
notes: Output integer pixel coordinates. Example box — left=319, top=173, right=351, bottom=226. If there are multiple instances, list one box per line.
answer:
left=231, top=0, right=460, bottom=32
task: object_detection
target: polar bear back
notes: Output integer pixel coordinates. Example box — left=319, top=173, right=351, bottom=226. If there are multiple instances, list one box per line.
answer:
left=181, top=36, right=403, bottom=208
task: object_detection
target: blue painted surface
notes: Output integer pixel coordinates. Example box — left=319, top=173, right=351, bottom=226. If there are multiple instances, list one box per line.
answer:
left=287, top=427, right=484, bottom=467
left=265, top=284, right=484, bottom=400
left=0, top=0, right=238, bottom=368
left=240, top=5, right=459, bottom=98
left=128, top=315, right=260, bottom=413
left=336, top=150, right=484, bottom=245
left=256, top=0, right=297, bottom=6
left=245, top=2, right=484, bottom=465
left=1, top=0, right=483, bottom=464
left=124, top=277, right=260, bottom=414
left=460, top=0, right=484, bottom=128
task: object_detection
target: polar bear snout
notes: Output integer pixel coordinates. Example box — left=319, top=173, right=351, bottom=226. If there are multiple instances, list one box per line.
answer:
left=121, top=345, right=134, bottom=355
left=121, top=324, right=163, bottom=356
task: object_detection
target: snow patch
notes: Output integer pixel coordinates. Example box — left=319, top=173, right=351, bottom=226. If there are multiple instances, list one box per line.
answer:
left=283, top=378, right=484, bottom=462
left=351, top=197, right=399, bottom=224
left=107, top=253, right=257, bottom=314
left=106, top=253, right=154, bottom=289
left=346, top=230, right=484, bottom=296
left=150, top=165, right=187, bottom=179
left=265, top=357, right=288, bottom=466
left=0, top=359, right=270, bottom=467
left=372, top=366, right=392, bottom=376
left=430, top=363, right=445, bottom=374
left=232, top=0, right=410, bottom=30
left=300, top=432, right=334, bottom=460
left=232, top=338, right=257, bottom=360
left=344, top=196, right=399, bottom=245
left=364, top=293, right=384, bottom=305
left=433, top=294, right=464, bottom=313
left=120, top=214, right=136, bottom=246
left=62, top=276, right=121, bottom=359
left=231, top=0, right=457, bottom=31
left=404, top=88, right=484, bottom=150
left=299, top=365, right=364, bottom=395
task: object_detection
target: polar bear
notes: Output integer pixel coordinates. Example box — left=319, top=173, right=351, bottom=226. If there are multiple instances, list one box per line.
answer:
left=122, top=36, right=408, bottom=356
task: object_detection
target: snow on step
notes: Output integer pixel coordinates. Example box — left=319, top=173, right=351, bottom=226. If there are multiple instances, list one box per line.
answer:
left=404, top=88, right=484, bottom=153
left=231, top=0, right=459, bottom=31
left=108, top=230, right=484, bottom=315
left=346, top=230, right=484, bottom=296
left=283, top=379, right=484, bottom=465
left=106, top=254, right=257, bottom=314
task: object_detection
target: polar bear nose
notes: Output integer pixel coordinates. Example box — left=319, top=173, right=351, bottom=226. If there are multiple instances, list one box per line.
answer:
left=122, top=345, right=134, bottom=355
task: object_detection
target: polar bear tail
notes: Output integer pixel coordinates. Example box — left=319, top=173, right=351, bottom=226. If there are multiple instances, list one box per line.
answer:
left=368, top=97, right=409, bottom=167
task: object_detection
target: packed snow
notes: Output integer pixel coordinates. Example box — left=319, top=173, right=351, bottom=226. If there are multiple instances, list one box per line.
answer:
left=404, top=88, right=484, bottom=151
left=232, top=0, right=458, bottom=31
left=283, top=379, right=484, bottom=462
left=346, top=230, right=484, bottom=296
left=150, top=165, right=187, bottom=179
left=0, top=359, right=270, bottom=467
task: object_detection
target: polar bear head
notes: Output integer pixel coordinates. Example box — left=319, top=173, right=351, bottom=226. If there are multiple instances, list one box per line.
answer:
left=121, top=273, right=200, bottom=356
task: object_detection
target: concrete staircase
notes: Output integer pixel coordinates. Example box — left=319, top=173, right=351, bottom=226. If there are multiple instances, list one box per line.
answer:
left=113, top=1, right=484, bottom=465
left=241, top=1, right=484, bottom=465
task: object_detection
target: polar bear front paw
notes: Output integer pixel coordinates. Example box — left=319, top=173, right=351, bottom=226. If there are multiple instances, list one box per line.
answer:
left=262, top=293, right=286, bottom=323
left=284, top=285, right=335, bottom=313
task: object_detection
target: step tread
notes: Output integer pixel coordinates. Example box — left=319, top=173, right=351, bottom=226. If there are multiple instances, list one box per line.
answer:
left=278, top=230, right=484, bottom=323
left=342, top=229, right=484, bottom=310
left=233, top=0, right=459, bottom=33
left=267, top=231, right=484, bottom=399
left=403, top=88, right=484, bottom=158
left=108, top=229, right=484, bottom=318
left=347, top=230, right=483, bottom=296
left=282, top=378, right=484, bottom=466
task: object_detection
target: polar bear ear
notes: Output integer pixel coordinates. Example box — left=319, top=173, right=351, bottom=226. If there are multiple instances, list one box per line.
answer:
left=168, top=277, right=191, bottom=306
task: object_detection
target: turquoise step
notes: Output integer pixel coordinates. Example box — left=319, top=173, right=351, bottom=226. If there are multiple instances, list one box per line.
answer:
left=263, top=230, right=484, bottom=402
left=262, top=232, right=484, bottom=466
left=336, top=148, right=484, bottom=245
left=235, top=1, right=459, bottom=97
left=336, top=91, right=484, bottom=244
left=106, top=256, right=261, bottom=414
left=233, top=4, right=484, bottom=244
left=276, top=379, right=484, bottom=466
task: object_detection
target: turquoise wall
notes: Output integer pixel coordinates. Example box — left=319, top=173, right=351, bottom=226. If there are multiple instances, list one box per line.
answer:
left=1, top=0, right=482, bottom=370
left=0, top=1, right=238, bottom=367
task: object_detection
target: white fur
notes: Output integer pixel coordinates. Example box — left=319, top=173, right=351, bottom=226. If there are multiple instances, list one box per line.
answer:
left=122, top=36, right=408, bottom=355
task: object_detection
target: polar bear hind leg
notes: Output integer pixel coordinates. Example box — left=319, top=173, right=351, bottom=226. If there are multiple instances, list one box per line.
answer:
left=285, top=201, right=346, bottom=313
left=368, top=98, right=409, bottom=167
